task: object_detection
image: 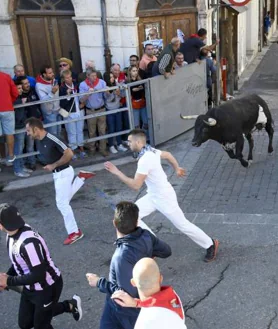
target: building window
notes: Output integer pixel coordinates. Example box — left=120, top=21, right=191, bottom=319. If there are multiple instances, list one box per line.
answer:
left=17, top=0, right=74, bottom=11
left=138, top=0, right=195, bottom=11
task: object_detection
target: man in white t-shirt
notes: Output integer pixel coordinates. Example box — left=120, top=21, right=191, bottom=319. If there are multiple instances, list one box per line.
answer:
left=104, top=129, right=218, bottom=262
left=111, top=257, right=187, bottom=329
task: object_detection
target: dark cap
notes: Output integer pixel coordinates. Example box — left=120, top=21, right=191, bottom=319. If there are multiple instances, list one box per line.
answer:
left=0, top=204, right=25, bottom=231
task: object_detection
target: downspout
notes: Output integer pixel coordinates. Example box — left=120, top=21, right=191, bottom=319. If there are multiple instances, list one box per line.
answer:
left=100, top=0, right=112, bottom=72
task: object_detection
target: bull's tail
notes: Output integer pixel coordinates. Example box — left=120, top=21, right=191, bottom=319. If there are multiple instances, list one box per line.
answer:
left=256, top=95, right=274, bottom=127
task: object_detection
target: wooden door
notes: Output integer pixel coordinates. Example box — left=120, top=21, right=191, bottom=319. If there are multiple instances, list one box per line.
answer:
left=17, top=14, right=82, bottom=77
left=138, top=13, right=197, bottom=55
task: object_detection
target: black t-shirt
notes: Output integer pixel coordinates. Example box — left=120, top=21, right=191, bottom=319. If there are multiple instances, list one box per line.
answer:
left=37, top=133, right=68, bottom=165
left=180, top=37, right=205, bottom=64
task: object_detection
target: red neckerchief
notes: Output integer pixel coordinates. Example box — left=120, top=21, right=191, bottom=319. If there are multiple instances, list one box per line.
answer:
left=85, top=78, right=99, bottom=88
left=63, top=83, right=77, bottom=93
left=190, top=34, right=199, bottom=38
left=36, top=75, right=53, bottom=85
left=136, top=286, right=184, bottom=320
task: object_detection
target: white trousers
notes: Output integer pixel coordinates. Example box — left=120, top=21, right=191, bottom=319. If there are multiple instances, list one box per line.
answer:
left=53, top=166, right=84, bottom=235
left=136, top=191, right=213, bottom=249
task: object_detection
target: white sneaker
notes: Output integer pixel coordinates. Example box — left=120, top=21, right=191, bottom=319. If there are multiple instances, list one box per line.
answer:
left=14, top=172, right=30, bottom=178
left=117, top=144, right=128, bottom=152
left=109, top=146, right=118, bottom=154
left=23, top=167, right=33, bottom=174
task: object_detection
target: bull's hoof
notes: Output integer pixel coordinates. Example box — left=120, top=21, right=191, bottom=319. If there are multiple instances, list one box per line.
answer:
left=248, top=160, right=252, bottom=167
left=268, top=151, right=274, bottom=156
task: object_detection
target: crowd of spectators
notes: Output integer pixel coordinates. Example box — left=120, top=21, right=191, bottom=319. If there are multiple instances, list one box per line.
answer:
left=0, top=28, right=217, bottom=178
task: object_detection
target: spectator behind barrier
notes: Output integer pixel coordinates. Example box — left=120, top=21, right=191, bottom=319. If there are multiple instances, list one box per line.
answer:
left=152, top=37, right=180, bottom=79
left=36, top=65, right=60, bottom=137
left=104, top=73, right=128, bottom=155
left=78, top=60, right=103, bottom=82
left=56, top=57, right=78, bottom=86
left=60, top=70, right=87, bottom=160
left=13, top=64, right=36, bottom=88
left=0, top=70, right=18, bottom=163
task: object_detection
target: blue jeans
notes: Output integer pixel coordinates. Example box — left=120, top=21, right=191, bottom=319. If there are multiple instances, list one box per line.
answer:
left=64, top=111, right=85, bottom=150
left=106, top=109, right=123, bottom=147
left=133, top=107, right=149, bottom=139
left=13, top=132, right=25, bottom=173
left=99, top=299, right=138, bottom=329
left=42, top=110, right=61, bottom=136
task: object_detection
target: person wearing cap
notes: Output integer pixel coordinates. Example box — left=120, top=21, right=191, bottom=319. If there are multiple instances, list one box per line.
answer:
left=0, top=203, right=83, bottom=328
left=111, top=258, right=187, bottom=329
left=56, top=57, right=78, bottom=86
left=25, top=117, right=94, bottom=245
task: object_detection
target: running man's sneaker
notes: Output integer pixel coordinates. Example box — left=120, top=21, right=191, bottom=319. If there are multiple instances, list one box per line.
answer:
left=63, top=230, right=84, bottom=245
left=70, top=294, right=83, bottom=321
left=204, top=239, right=219, bottom=262
left=78, top=171, right=96, bottom=180
left=72, top=154, right=78, bottom=161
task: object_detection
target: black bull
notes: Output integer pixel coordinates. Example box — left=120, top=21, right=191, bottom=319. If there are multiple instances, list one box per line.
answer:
left=181, top=94, right=274, bottom=168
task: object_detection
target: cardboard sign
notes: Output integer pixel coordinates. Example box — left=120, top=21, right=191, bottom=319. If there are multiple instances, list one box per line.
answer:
left=228, top=0, right=251, bottom=6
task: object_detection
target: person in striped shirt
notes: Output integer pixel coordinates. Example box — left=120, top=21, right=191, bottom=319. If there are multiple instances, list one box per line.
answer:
left=0, top=203, right=82, bottom=329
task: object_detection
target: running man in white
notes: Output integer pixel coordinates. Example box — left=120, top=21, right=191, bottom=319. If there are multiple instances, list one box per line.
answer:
left=105, top=129, right=219, bottom=262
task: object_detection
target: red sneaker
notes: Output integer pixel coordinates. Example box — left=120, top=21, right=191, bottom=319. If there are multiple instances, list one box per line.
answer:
left=63, top=230, right=84, bottom=245
left=78, top=171, right=96, bottom=180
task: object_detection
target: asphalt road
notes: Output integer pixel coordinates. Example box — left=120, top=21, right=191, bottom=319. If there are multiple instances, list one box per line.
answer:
left=2, top=44, right=278, bottom=329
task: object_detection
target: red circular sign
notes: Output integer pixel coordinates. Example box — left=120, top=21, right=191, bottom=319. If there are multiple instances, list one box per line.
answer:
left=229, top=0, right=251, bottom=6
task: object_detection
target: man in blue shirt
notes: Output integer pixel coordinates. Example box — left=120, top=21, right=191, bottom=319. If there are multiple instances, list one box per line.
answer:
left=13, top=64, right=36, bottom=88
left=200, top=48, right=216, bottom=108
left=86, top=201, right=171, bottom=329
left=180, top=28, right=219, bottom=64
left=79, top=68, right=110, bottom=156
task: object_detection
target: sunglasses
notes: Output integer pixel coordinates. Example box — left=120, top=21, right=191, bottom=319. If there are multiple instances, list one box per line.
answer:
left=59, top=63, right=68, bottom=67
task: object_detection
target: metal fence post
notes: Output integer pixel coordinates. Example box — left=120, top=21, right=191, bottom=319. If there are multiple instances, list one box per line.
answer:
left=125, top=85, right=135, bottom=131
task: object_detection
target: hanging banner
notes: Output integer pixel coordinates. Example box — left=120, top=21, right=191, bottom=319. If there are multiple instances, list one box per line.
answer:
left=228, top=0, right=251, bottom=6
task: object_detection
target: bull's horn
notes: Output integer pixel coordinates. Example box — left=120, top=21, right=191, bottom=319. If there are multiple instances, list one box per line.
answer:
left=203, top=118, right=217, bottom=126
left=180, top=114, right=199, bottom=120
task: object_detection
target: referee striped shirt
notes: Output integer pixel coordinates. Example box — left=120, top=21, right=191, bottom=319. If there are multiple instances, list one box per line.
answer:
left=7, top=225, right=61, bottom=291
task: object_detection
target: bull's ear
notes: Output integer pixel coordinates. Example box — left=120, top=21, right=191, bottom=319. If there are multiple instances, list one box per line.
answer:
left=203, top=118, right=217, bottom=126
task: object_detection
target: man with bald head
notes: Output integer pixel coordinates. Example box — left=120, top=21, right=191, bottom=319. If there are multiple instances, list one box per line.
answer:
left=112, top=258, right=187, bottom=329
left=151, top=37, right=181, bottom=78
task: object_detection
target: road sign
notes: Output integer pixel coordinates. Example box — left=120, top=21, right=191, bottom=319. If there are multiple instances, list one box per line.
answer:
left=228, top=0, right=251, bottom=6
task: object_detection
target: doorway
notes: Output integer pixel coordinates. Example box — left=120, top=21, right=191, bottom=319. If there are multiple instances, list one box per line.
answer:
left=137, top=0, right=197, bottom=55
left=15, top=0, right=82, bottom=77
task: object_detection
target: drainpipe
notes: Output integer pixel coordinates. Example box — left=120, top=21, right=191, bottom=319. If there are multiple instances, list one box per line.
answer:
left=100, top=0, right=112, bottom=72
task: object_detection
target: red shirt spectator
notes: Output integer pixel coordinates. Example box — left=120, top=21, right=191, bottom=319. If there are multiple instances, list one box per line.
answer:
left=0, top=71, right=18, bottom=112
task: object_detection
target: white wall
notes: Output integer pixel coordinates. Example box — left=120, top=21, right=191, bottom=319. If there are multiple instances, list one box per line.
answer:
left=246, top=0, right=259, bottom=59
left=237, top=11, right=247, bottom=76
left=0, top=0, right=21, bottom=75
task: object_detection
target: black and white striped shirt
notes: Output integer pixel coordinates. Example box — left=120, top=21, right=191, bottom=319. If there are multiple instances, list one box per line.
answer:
left=6, top=225, right=61, bottom=291
left=37, top=132, right=68, bottom=165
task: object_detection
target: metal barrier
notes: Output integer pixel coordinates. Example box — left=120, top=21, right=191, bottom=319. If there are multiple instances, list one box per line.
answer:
left=13, top=86, right=134, bottom=159
left=10, top=65, right=207, bottom=160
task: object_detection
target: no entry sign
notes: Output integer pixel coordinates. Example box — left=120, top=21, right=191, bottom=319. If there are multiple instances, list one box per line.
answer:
left=228, top=0, right=251, bottom=5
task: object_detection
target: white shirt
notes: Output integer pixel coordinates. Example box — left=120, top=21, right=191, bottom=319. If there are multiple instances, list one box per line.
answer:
left=135, top=307, right=187, bottom=329
left=136, top=149, right=173, bottom=196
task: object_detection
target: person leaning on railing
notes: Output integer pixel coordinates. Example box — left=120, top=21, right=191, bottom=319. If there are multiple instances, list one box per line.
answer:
left=59, top=70, right=87, bottom=161
left=79, top=68, right=111, bottom=157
